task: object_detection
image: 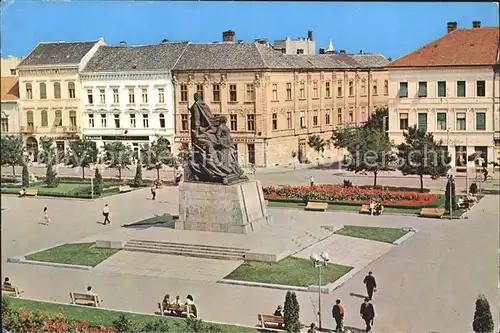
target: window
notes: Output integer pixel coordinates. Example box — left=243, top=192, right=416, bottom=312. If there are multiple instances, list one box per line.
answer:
left=455, top=146, right=467, bottom=167
left=348, top=81, right=354, bottom=96
left=159, top=113, right=165, bottom=128
left=437, top=81, right=446, bottom=97
left=158, top=88, right=165, bottom=103
left=456, top=113, right=466, bottom=130
left=417, top=113, right=427, bottom=131
left=337, top=81, right=343, bottom=97
left=248, top=144, right=255, bottom=164
left=87, top=89, right=93, bottom=104
left=212, top=84, right=220, bottom=102
left=130, top=114, right=136, bottom=128
left=296, top=49, right=304, bottom=54
left=113, top=89, right=119, bottom=103
left=272, top=113, right=278, bottom=130
left=69, top=110, right=77, bottom=127
left=181, top=114, right=189, bottom=131
left=325, top=110, right=331, bottom=125
left=141, top=88, right=148, bottom=103
left=457, top=81, right=466, bottom=97
left=88, top=114, right=94, bottom=128
left=230, top=114, right=238, bottom=131
left=101, top=114, right=107, bottom=128
left=26, top=83, right=33, bottom=99
left=41, top=110, right=48, bottom=126
left=437, top=113, right=447, bottom=130
left=39, top=83, right=47, bottom=99
left=300, top=83, right=305, bottom=99
left=300, top=111, right=306, bottom=128
left=128, top=88, right=135, bottom=103
left=180, top=84, right=188, bottom=102
left=114, top=114, right=120, bottom=128
left=27, top=111, right=34, bottom=127
left=272, top=84, right=278, bottom=101
left=399, top=82, right=408, bottom=97
left=313, top=110, right=318, bottom=126
left=361, top=80, right=366, bottom=95
left=196, top=84, right=204, bottom=100
left=10, top=69, right=15, bottom=75
left=325, top=81, right=331, bottom=98
left=399, top=113, right=409, bottom=130
left=247, top=114, right=255, bottom=131
left=54, top=82, right=61, bottom=99
left=1, top=118, right=8, bottom=132
left=313, top=81, right=318, bottom=98
left=229, top=84, right=237, bottom=102
left=361, top=107, right=366, bottom=122
left=143, top=114, right=149, bottom=128
left=372, top=80, right=378, bottom=95
left=337, top=108, right=342, bottom=124
left=418, top=82, right=427, bottom=97
left=68, top=82, right=76, bottom=98
left=286, top=111, right=292, bottom=129
left=384, top=80, right=388, bottom=95
left=54, top=110, right=62, bottom=127
left=476, top=112, right=486, bottom=130
left=246, top=84, right=255, bottom=102
left=100, top=89, right=106, bottom=104
left=349, top=108, right=354, bottom=123
left=286, top=83, right=292, bottom=100
left=476, top=80, right=485, bottom=97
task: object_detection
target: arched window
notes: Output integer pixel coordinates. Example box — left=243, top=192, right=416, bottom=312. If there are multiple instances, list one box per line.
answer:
left=39, top=83, right=47, bottom=99
left=54, top=110, right=62, bottom=127
left=26, top=111, right=34, bottom=127
left=41, top=110, right=48, bottom=126
left=68, top=82, right=76, bottom=99
left=26, top=83, right=33, bottom=99
left=54, top=82, right=61, bottom=99
left=159, top=113, right=165, bottom=128
left=69, top=110, right=77, bottom=127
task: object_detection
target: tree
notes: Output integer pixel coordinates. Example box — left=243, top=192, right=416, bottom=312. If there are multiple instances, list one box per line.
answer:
left=94, top=168, right=103, bottom=195
left=140, top=136, right=172, bottom=182
left=331, top=125, right=358, bottom=150
left=39, top=136, right=59, bottom=187
left=66, top=136, right=98, bottom=180
left=45, top=163, right=59, bottom=187
left=284, top=291, right=301, bottom=333
left=396, top=126, right=451, bottom=192
left=0, top=136, right=26, bottom=176
left=308, top=135, right=326, bottom=166
left=133, top=163, right=143, bottom=187
left=445, top=176, right=457, bottom=213
left=473, top=294, right=494, bottom=333
left=363, top=107, right=388, bottom=132
left=22, top=163, right=29, bottom=187
left=103, top=142, right=133, bottom=181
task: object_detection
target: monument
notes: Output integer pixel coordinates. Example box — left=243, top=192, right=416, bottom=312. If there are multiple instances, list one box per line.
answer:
left=175, top=93, right=271, bottom=234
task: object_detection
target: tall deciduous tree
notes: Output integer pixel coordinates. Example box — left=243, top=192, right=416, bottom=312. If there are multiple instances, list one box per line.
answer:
left=0, top=136, right=26, bottom=176
left=396, top=126, right=451, bottom=192
left=66, top=136, right=98, bottom=180
left=308, top=135, right=326, bottom=166
left=473, top=294, right=494, bottom=333
left=103, top=142, right=133, bottom=181
left=140, top=136, right=172, bottom=182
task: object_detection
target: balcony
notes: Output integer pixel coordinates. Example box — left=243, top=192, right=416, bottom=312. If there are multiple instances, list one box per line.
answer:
left=20, top=126, right=35, bottom=133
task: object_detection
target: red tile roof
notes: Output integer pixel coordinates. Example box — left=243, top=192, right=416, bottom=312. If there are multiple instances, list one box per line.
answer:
left=387, top=27, right=499, bottom=68
left=1, top=76, right=19, bottom=101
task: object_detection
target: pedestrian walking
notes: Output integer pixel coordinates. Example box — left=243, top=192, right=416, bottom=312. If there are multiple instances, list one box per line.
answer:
left=360, top=298, right=375, bottom=332
left=332, top=299, right=344, bottom=332
left=43, top=206, right=50, bottom=225
left=307, top=323, right=316, bottom=333
left=310, top=175, right=314, bottom=186
left=151, top=186, right=156, bottom=200
left=363, top=271, right=377, bottom=300
left=102, top=204, right=111, bottom=225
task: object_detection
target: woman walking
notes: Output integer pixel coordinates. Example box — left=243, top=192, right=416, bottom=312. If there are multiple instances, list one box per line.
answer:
left=43, top=206, right=50, bottom=225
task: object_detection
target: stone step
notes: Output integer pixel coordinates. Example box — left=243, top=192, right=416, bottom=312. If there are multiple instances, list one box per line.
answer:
left=126, top=239, right=250, bottom=254
left=123, top=245, right=245, bottom=261
left=125, top=242, right=248, bottom=256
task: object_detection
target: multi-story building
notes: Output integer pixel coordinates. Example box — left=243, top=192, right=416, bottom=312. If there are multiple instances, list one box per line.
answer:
left=172, top=31, right=388, bottom=167
left=1, top=56, right=22, bottom=77
left=80, top=42, right=188, bottom=157
left=1, top=76, right=20, bottom=136
left=17, top=38, right=104, bottom=159
left=273, top=30, right=316, bottom=55
left=387, top=21, right=500, bottom=170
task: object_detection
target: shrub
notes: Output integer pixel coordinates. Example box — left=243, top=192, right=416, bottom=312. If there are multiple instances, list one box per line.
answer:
left=94, top=168, right=103, bottom=195
left=1, top=176, right=19, bottom=183
left=45, top=164, right=59, bottom=188
left=141, top=319, right=171, bottom=332
left=343, top=179, right=352, bottom=188
left=473, top=294, right=494, bottom=333
left=112, top=314, right=135, bottom=332
left=284, top=291, right=301, bottom=333
left=445, top=179, right=457, bottom=212
left=133, top=164, right=143, bottom=187
left=22, top=164, right=29, bottom=187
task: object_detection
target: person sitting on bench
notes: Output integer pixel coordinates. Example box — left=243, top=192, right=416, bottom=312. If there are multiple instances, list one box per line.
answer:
left=3, top=277, right=12, bottom=287
left=162, top=294, right=171, bottom=311
left=374, top=201, right=383, bottom=216
left=274, top=305, right=283, bottom=317
left=369, top=201, right=376, bottom=216
left=86, top=285, right=97, bottom=296
left=467, top=192, right=477, bottom=203
left=185, top=295, right=194, bottom=306
left=19, top=188, right=26, bottom=197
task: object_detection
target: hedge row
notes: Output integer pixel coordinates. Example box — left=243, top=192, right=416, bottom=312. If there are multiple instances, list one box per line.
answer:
left=0, top=186, right=121, bottom=199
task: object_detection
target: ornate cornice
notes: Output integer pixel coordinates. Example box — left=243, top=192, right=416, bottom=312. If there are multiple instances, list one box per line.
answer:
left=80, top=72, right=170, bottom=81
left=19, top=68, right=78, bottom=76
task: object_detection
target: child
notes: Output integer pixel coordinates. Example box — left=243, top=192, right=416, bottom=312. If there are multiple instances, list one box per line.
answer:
left=43, top=207, right=50, bottom=225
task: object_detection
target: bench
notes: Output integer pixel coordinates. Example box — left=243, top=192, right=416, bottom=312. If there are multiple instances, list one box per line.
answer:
left=25, top=188, right=38, bottom=196
left=360, top=204, right=384, bottom=215
left=69, top=292, right=102, bottom=307
left=258, top=314, right=284, bottom=328
left=157, top=302, right=196, bottom=318
left=305, top=202, right=328, bottom=212
left=1, top=285, right=24, bottom=297
left=118, top=185, right=132, bottom=193
left=420, top=208, right=446, bottom=218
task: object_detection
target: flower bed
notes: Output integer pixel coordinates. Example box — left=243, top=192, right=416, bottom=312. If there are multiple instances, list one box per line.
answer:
left=263, top=185, right=440, bottom=207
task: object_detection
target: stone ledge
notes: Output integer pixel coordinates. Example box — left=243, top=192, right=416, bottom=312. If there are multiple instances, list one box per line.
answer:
left=96, top=240, right=125, bottom=249
left=308, top=266, right=362, bottom=294
left=217, top=279, right=308, bottom=292
left=393, top=229, right=417, bottom=245
left=7, top=256, right=92, bottom=270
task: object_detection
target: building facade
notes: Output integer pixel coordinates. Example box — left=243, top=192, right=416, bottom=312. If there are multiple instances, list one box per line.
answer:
left=273, top=30, right=316, bottom=55
left=1, top=56, right=22, bottom=77
left=1, top=76, right=21, bottom=136
left=172, top=34, right=388, bottom=167
left=80, top=42, right=188, bottom=157
left=16, top=39, right=104, bottom=159
left=387, top=21, right=500, bottom=170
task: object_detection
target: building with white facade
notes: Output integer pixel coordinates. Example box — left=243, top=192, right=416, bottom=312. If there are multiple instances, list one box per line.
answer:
left=387, top=21, right=500, bottom=170
left=80, top=42, right=189, bottom=157
left=273, top=30, right=316, bottom=55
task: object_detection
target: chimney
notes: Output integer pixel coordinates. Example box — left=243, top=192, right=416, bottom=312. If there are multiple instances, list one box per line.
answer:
left=308, top=30, right=313, bottom=41
left=119, top=41, right=127, bottom=46
left=359, top=49, right=364, bottom=54
left=319, top=48, right=325, bottom=54
left=472, top=21, right=481, bottom=28
left=161, top=39, right=169, bottom=44
left=447, top=22, right=457, bottom=33
left=222, top=30, right=235, bottom=42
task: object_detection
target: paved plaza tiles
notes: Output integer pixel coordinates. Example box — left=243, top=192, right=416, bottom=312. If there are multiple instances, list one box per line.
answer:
left=1, top=185, right=498, bottom=332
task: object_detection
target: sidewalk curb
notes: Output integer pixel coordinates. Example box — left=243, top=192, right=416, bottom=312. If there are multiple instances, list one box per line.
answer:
left=217, top=279, right=308, bottom=292
left=393, top=228, right=418, bottom=245
left=308, top=266, right=363, bottom=294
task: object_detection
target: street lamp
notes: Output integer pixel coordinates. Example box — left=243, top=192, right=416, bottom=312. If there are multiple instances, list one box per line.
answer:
left=310, top=251, right=329, bottom=330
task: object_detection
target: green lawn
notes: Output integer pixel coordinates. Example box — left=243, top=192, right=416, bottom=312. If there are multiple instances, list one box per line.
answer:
left=126, top=213, right=175, bottom=226
left=25, top=243, right=119, bottom=267
left=37, top=183, right=88, bottom=194
left=335, top=225, right=408, bottom=243
left=0, top=182, right=125, bottom=198
left=224, top=257, right=352, bottom=287
left=4, top=297, right=258, bottom=333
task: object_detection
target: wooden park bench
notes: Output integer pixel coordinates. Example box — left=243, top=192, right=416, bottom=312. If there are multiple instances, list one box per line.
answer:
left=258, top=313, right=284, bottom=328
left=305, top=202, right=328, bottom=212
left=24, top=188, right=38, bottom=196
left=69, top=292, right=102, bottom=307
left=419, top=208, right=446, bottom=218
left=360, top=204, right=384, bottom=215
left=118, top=185, right=132, bottom=193
left=157, top=302, right=196, bottom=318
left=1, top=284, right=24, bottom=297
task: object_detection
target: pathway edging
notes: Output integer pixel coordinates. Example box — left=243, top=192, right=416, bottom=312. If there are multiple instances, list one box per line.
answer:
left=393, top=228, right=418, bottom=245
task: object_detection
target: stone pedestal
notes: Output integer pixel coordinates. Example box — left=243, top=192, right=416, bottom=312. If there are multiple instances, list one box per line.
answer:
left=175, top=180, right=271, bottom=234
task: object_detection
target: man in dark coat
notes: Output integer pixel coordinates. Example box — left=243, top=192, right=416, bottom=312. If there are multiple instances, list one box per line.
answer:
left=360, top=297, right=375, bottom=332
left=332, top=299, right=344, bottom=332
left=363, top=271, right=377, bottom=300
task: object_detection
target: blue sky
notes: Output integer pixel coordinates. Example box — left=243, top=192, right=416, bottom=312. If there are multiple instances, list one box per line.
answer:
left=1, top=1, right=498, bottom=59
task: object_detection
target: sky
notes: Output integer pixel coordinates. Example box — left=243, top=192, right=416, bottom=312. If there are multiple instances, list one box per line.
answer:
left=1, top=1, right=498, bottom=60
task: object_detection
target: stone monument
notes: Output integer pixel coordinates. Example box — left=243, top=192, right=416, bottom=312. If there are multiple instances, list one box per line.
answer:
left=175, top=93, right=271, bottom=234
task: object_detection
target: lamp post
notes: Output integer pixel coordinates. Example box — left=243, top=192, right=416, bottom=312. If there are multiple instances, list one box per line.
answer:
left=310, top=251, right=329, bottom=330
